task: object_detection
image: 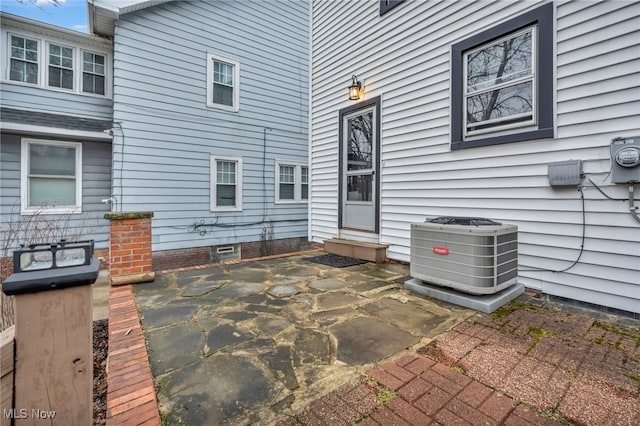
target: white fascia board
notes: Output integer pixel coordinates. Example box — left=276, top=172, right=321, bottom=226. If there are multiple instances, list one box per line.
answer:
left=88, top=0, right=121, bottom=14
left=90, top=0, right=173, bottom=14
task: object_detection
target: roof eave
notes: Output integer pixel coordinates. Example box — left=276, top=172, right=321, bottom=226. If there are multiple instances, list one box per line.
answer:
left=88, top=0, right=174, bottom=37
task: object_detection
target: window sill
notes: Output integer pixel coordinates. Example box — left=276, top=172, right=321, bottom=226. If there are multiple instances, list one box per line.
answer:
left=206, top=102, right=239, bottom=113
left=21, top=206, right=82, bottom=215
left=275, top=200, right=309, bottom=205
left=452, top=127, right=554, bottom=150
left=210, top=207, right=242, bottom=213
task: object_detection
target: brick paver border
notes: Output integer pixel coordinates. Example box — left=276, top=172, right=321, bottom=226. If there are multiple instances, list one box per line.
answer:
left=106, top=285, right=160, bottom=426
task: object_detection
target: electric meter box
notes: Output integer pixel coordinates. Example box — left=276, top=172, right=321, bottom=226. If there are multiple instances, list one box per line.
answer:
left=611, top=137, right=640, bottom=183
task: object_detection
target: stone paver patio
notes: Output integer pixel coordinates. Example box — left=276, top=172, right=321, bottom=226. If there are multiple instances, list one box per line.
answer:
left=107, top=252, right=640, bottom=425
left=133, top=253, right=473, bottom=424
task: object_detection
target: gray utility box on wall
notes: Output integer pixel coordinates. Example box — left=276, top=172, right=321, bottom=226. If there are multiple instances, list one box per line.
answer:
left=548, top=160, right=583, bottom=187
left=410, top=217, right=518, bottom=295
left=611, top=136, right=640, bottom=183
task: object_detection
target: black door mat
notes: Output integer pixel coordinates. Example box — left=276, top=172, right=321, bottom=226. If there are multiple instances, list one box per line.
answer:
left=304, top=254, right=368, bottom=268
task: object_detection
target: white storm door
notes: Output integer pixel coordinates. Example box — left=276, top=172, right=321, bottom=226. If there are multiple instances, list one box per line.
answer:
left=341, top=106, right=376, bottom=231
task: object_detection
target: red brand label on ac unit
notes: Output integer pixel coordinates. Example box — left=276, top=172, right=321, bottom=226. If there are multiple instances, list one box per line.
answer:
left=433, top=247, right=449, bottom=255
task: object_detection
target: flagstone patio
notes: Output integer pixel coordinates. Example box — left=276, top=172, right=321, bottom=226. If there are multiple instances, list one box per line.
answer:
left=105, top=252, right=640, bottom=425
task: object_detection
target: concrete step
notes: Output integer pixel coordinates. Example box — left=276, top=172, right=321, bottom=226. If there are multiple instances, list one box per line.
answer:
left=323, top=238, right=388, bottom=263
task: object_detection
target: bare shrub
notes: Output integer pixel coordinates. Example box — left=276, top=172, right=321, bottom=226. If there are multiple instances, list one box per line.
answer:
left=259, top=219, right=275, bottom=257
left=0, top=203, right=95, bottom=331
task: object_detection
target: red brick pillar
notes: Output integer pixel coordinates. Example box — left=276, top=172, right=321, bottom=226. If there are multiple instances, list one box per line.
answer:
left=104, top=211, right=155, bottom=286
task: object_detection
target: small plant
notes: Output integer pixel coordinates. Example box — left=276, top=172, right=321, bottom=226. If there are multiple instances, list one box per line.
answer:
left=376, top=386, right=396, bottom=404
left=526, top=326, right=556, bottom=353
left=259, top=219, right=275, bottom=257
left=363, top=375, right=397, bottom=406
left=450, top=365, right=466, bottom=375
left=493, top=308, right=511, bottom=318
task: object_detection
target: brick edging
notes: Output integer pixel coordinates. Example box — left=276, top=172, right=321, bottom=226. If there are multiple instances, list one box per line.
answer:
left=106, top=285, right=160, bottom=425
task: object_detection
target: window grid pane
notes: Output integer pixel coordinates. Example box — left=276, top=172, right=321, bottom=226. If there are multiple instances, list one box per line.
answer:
left=301, top=167, right=309, bottom=184
left=49, top=44, right=74, bottom=89
left=212, top=59, right=235, bottom=107
left=214, top=61, right=234, bottom=86
left=10, top=36, right=38, bottom=84
left=279, top=165, right=295, bottom=184
left=82, top=52, right=106, bottom=94
left=216, top=160, right=236, bottom=184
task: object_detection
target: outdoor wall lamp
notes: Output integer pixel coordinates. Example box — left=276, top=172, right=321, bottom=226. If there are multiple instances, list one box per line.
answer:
left=348, top=75, right=362, bottom=100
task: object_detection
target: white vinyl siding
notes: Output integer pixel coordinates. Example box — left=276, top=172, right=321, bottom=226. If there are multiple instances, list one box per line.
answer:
left=311, top=0, right=640, bottom=314
left=21, top=139, right=82, bottom=214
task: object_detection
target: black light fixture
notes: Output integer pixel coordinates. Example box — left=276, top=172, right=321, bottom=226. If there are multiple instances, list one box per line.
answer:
left=348, top=75, right=362, bottom=100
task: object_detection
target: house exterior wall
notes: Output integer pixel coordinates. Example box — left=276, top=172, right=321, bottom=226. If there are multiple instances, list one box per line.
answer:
left=0, top=14, right=113, bottom=121
left=0, top=133, right=112, bottom=249
left=310, top=0, right=640, bottom=313
left=111, top=0, right=310, bottom=253
left=0, top=15, right=113, bottom=253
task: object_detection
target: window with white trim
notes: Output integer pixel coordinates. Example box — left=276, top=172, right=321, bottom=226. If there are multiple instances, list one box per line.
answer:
left=301, top=166, right=309, bottom=200
left=451, top=3, right=553, bottom=149
left=82, top=51, right=105, bottom=95
left=206, top=53, right=239, bottom=111
left=5, top=31, right=110, bottom=97
left=275, top=161, right=308, bottom=203
left=10, top=35, right=38, bottom=84
left=211, top=156, right=242, bottom=211
left=48, top=43, right=74, bottom=90
left=21, top=139, right=82, bottom=214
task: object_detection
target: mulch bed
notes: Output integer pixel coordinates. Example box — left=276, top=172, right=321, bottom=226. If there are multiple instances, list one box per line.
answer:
left=93, top=319, right=108, bottom=425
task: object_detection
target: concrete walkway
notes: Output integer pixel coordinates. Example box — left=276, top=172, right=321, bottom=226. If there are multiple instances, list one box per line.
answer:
left=106, top=252, right=640, bottom=425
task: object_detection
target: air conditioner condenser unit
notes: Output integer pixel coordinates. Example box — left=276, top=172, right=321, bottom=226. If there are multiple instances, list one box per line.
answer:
left=410, top=217, right=518, bottom=295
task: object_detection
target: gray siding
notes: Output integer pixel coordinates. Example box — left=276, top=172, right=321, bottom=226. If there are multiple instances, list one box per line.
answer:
left=0, top=14, right=113, bottom=121
left=0, top=133, right=111, bottom=250
left=112, top=0, right=310, bottom=252
left=311, top=1, right=640, bottom=313
left=1, top=85, right=113, bottom=121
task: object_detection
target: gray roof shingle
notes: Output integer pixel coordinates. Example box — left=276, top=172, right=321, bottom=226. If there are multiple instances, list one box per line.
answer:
left=1, top=107, right=112, bottom=133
